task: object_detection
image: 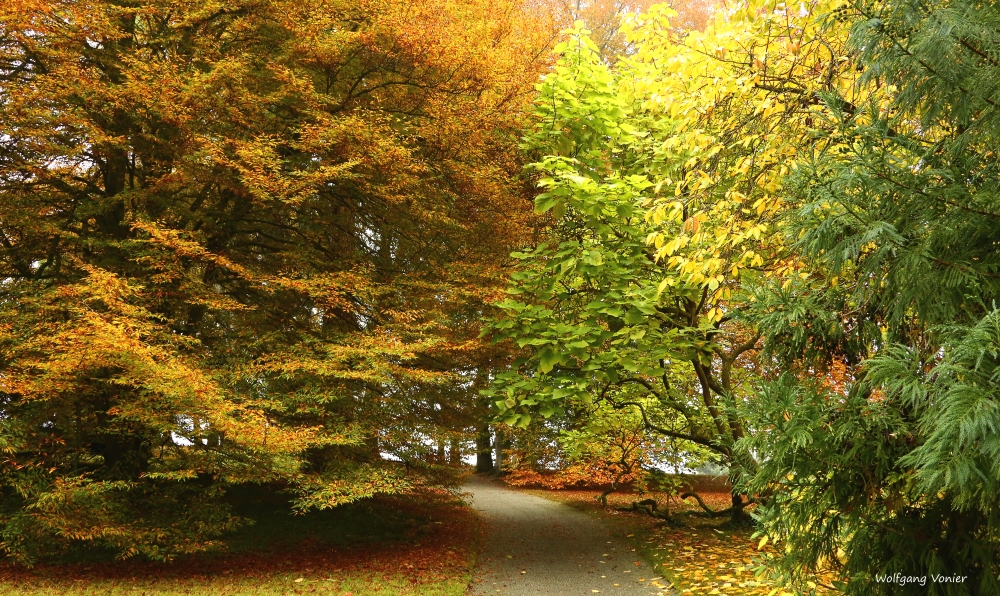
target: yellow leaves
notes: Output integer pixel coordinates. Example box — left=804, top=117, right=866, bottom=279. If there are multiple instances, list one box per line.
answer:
left=613, top=0, right=854, bottom=302
left=648, top=199, right=685, bottom=226
left=618, top=508, right=812, bottom=596
left=694, top=170, right=716, bottom=191
left=292, top=465, right=412, bottom=511
left=733, top=157, right=754, bottom=176
left=744, top=251, right=765, bottom=268
left=656, top=236, right=688, bottom=260
left=758, top=100, right=787, bottom=119
left=6, top=265, right=351, bottom=475
left=751, top=198, right=768, bottom=216
left=132, top=221, right=251, bottom=280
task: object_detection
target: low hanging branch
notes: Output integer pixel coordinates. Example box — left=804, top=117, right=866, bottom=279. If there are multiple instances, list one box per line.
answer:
left=680, top=492, right=734, bottom=518
left=597, top=469, right=628, bottom=506
left=618, top=497, right=667, bottom=518
left=680, top=492, right=755, bottom=518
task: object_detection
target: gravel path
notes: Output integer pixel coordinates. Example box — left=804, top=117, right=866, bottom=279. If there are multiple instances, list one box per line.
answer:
left=465, top=476, right=670, bottom=596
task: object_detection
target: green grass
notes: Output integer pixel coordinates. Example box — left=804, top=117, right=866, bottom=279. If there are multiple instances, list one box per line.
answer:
left=0, top=573, right=470, bottom=596
left=0, top=486, right=477, bottom=596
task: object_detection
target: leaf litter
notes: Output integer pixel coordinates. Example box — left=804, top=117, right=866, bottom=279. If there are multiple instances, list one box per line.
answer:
left=522, top=488, right=839, bottom=596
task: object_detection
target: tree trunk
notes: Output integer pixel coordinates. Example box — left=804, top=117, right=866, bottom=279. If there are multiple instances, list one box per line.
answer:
left=365, top=434, right=380, bottom=462
left=730, top=492, right=752, bottom=526
left=475, top=426, right=493, bottom=473
left=493, top=429, right=504, bottom=474
left=449, top=437, right=461, bottom=466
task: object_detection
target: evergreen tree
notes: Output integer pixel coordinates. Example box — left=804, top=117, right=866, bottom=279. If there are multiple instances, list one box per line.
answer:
left=742, top=0, right=1000, bottom=593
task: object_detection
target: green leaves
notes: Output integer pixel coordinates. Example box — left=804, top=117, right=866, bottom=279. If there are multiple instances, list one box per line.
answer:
left=623, top=307, right=646, bottom=326
left=867, top=312, right=1000, bottom=513
left=485, top=22, right=775, bottom=473
left=738, top=0, right=1000, bottom=592
left=537, top=347, right=562, bottom=374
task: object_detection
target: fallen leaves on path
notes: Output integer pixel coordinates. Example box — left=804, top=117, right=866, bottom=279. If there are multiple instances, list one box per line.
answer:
left=521, top=488, right=839, bottom=596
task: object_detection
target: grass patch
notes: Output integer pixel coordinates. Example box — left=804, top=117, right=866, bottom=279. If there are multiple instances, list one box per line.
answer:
left=0, top=486, right=478, bottom=596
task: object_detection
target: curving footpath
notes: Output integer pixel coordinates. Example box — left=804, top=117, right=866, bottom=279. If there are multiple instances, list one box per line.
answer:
left=465, top=476, right=671, bottom=596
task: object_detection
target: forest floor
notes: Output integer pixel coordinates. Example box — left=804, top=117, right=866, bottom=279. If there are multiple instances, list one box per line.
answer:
left=517, top=487, right=836, bottom=596
left=0, top=486, right=477, bottom=596
left=0, top=479, right=837, bottom=596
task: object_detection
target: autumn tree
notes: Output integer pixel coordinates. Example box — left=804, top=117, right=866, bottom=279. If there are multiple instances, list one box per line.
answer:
left=487, top=1, right=856, bottom=522
left=534, top=0, right=714, bottom=59
left=0, top=0, right=550, bottom=563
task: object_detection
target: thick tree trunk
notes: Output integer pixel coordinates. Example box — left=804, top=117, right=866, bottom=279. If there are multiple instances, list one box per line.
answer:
left=475, top=426, right=493, bottom=473
left=730, top=492, right=752, bottom=525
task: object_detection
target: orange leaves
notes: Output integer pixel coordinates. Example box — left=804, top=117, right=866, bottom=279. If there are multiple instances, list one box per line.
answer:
left=292, top=466, right=412, bottom=511
left=132, top=221, right=252, bottom=282
left=504, top=462, right=644, bottom=490
left=252, top=333, right=452, bottom=386
left=0, top=0, right=555, bottom=562
left=682, top=216, right=701, bottom=234
left=265, top=268, right=373, bottom=314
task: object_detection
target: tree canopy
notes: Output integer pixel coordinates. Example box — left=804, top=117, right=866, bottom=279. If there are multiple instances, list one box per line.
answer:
left=740, top=0, right=1000, bottom=592
left=0, top=0, right=551, bottom=563
left=487, top=0, right=1000, bottom=593
left=3, top=0, right=1000, bottom=590
left=487, top=0, right=855, bottom=519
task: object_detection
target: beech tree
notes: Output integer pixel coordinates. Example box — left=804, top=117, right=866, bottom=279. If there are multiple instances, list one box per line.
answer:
left=0, top=0, right=549, bottom=562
